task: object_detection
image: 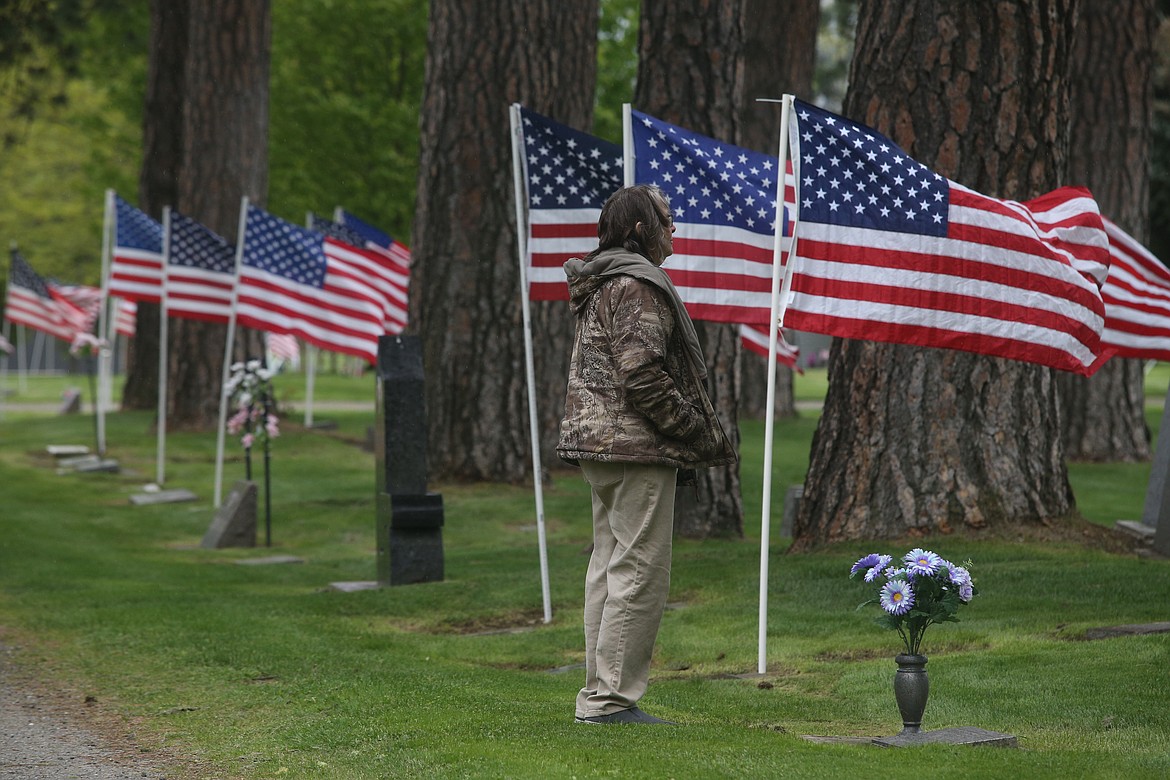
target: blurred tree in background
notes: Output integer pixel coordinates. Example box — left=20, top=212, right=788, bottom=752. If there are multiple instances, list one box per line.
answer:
left=267, top=0, right=427, bottom=243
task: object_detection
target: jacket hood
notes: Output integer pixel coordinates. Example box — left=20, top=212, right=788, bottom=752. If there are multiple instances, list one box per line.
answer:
left=563, top=248, right=708, bottom=379
left=563, top=248, right=658, bottom=312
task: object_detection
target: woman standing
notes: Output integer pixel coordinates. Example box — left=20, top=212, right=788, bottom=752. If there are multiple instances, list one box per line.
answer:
left=558, top=185, right=736, bottom=725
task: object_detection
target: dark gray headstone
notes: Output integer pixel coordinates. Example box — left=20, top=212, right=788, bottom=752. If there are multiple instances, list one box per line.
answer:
left=375, top=491, right=445, bottom=585
left=201, top=480, right=257, bottom=548
left=374, top=335, right=444, bottom=586
left=375, top=335, right=428, bottom=496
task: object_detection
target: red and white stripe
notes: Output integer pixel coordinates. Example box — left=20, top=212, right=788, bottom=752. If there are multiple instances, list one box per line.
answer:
left=528, top=207, right=598, bottom=302
left=1099, top=218, right=1170, bottom=361
left=323, top=238, right=409, bottom=335
left=740, top=323, right=800, bottom=370
left=108, top=246, right=164, bottom=303
left=114, top=299, right=137, bottom=338
left=49, top=283, right=99, bottom=342
left=236, top=264, right=385, bottom=365
left=4, top=286, right=73, bottom=342
left=166, top=265, right=236, bottom=325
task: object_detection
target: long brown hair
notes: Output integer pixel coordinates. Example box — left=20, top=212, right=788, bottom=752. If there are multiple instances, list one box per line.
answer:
left=587, top=185, right=672, bottom=263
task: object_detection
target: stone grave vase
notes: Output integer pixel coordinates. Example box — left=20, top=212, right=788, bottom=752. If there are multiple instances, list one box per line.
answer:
left=893, top=653, right=929, bottom=734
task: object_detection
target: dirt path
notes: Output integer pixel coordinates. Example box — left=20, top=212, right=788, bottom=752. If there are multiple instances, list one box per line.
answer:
left=0, top=641, right=178, bottom=780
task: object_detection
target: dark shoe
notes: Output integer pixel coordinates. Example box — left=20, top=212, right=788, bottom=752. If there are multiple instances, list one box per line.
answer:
left=575, top=706, right=676, bottom=725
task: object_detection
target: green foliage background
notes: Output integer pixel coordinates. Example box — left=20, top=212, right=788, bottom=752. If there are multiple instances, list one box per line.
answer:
left=0, top=0, right=429, bottom=288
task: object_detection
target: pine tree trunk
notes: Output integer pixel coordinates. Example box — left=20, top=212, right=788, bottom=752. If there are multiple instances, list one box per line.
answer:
left=122, top=0, right=188, bottom=412
left=737, top=0, right=819, bottom=421
left=636, top=0, right=747, bottom=538
left=1057, top=0, right=1157, bottom=462
left=411, top=0, right=598, bottom=482
left=792, top=0, right=1081, bottom=550
left=169, top=0, right=271, bottom=430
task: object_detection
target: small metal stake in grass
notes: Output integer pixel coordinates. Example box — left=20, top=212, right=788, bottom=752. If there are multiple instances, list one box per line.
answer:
left=262, top=393, right=272, bottom=548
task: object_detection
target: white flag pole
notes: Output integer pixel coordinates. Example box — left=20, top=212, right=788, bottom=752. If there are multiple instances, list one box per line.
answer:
left=97, top=190, right=114, bottom=454
left=155, top=207, right=173, bottom=486
left=16, top=324, right=28, bottom=395
left=303, top=344, right=317, bottom=427
left=622, top=103, right=635, bottom=187
left=30, top=328, right=44, bottom=386
left=510, top=104, right=552, bottom=624
left=2, top=255, right=14, bottom=414
left=0, top=314, right=11, bottom=421
left=758, top=94, right=796, bottom=675
left=214, top=197, right=249, bottom=508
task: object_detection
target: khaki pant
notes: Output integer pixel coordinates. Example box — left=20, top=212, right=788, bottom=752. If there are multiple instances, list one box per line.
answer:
left=575, top=461, right=677, bottom=718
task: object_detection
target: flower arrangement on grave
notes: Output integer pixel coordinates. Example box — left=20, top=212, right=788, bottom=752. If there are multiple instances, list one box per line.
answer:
left=224, top=360, right=279, bottom=546
left=225, top=360, right=279, bottom=466
left=849, top=548, right=976, bottom=656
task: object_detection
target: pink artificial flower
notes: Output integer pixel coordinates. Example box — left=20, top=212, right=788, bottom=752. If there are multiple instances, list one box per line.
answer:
left=227, top=408, right=249, bottom=435
left=241, top=433, right=255, bottom=449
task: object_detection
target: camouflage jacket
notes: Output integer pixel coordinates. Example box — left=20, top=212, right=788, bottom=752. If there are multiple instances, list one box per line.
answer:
left=557, top=249, right=736, bottom=470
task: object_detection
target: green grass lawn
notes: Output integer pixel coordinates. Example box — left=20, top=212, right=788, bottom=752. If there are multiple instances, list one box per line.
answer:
left=0, top=375, right=1168, bottom=778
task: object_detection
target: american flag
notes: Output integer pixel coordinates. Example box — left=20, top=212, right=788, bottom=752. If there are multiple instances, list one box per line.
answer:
left=517, top=105, right=797, bottom=360
left=266, top=332, right=300, bottom=367
left=5, top=250, right=74, bottom=341
left=114, top=299, right=137, bottom=338
left=166, top=211, right=237, bottom=324
left=517, top=105, right=624, bottom=301
left=739, top=323, right=800, bottom=370
left=109, top=195, right=165, bottom=303
left=48, top=281, right=101, bottom=340
left=632, top=109, right=795, bottom=325
left=339, top=210, right=392, bottom=249
left=783, top=98, right=1111, bottom=376
left=1099, top=219, right=1170, bottom=360
left=311, top=214, right=409, bottom=335
left=339, top=210, right=412, bottom=284
left=236, top=204, right=384, bottom=363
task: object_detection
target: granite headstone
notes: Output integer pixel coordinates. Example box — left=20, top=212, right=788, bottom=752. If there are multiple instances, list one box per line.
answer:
left=201, top=480, right=257, bottom=548
left=375, top=335, right=444, bottom=585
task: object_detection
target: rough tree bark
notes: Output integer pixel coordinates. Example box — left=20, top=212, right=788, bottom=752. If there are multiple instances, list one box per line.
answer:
left=122, top=0, right=188, bottom=412
left=635, top=0, right=747, bottom=538
left=168, top=0, right=270, bottom=429
left=792, top=0, right=1082, bottom=550
left=411, top=0, right=598, bottom=481
left=1057, top=0, right=1157, bottom=462
left=737, top=0, right=820, bottom=420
